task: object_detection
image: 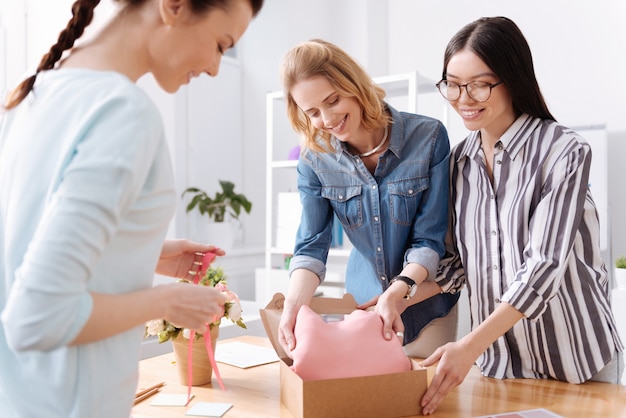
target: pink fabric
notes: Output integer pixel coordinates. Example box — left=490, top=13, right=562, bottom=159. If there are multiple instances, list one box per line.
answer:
left=185, top=252, right=224, bottom=405
left=290, top=305, right=412, bottom=380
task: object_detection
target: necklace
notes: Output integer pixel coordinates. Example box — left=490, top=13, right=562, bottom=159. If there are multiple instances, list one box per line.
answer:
left=358, top=125, right=388, bottom=157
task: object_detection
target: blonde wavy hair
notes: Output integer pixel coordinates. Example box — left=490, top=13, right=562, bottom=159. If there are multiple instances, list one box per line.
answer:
left=280, top=39, right=391, bottom=153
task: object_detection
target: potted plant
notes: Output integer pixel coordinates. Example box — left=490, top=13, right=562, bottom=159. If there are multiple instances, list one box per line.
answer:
left=183, top=180, right=252, bottom=223
left=615, top=255, right=626, bottom=290
left=182, top=180, right=252, bottom=251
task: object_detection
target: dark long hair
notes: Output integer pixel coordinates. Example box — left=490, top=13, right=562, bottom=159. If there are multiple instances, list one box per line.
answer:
left=442, top=16, right=555, bottom=121
left=3, top=0, right=264, bottom=110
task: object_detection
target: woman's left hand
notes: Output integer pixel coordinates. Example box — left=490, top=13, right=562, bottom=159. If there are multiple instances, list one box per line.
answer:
left=358, top=292, right=406, bottom=341
left=156, top=239, right=225, bottom=278
left=419, top=341, right=475, bottom=415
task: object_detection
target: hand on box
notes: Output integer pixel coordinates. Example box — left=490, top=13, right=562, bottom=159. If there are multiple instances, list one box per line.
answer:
left=419, top=340, right=474, bottom=415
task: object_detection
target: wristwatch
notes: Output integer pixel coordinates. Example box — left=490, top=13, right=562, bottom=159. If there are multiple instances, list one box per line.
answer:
left=389, top=275, right=418, bottom=299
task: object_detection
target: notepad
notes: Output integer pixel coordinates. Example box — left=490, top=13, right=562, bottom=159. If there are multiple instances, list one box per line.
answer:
left=476, top=408, right=564, bottom=418
left=185, top=402, right=233, bottom=417
left=214, top=341, right=279, bottom=368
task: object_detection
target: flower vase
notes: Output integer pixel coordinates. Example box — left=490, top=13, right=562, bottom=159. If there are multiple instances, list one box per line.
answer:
left=171, top=326, right=219, bottom=386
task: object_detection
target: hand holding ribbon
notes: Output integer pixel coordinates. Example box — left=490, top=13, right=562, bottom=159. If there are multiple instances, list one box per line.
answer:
left=185, top=252, right=226, bottom=405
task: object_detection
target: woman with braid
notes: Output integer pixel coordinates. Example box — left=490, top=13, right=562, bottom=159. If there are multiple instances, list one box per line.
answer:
left=0, top=0, right=263, bottom=417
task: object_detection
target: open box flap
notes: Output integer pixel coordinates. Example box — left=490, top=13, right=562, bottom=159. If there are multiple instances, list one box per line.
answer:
left=259, top=292, right=358, bottom=360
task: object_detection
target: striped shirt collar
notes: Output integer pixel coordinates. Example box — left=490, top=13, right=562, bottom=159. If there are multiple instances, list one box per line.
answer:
left=456, top=113, right=538, bottom=162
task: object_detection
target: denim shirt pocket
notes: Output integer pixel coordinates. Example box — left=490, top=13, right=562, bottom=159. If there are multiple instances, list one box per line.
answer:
left=388, top=177, right=429, bottom=225
left=321, top=185, right=363, bottom=230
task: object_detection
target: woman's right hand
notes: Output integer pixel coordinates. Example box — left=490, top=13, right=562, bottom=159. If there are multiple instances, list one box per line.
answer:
left=278, top=303, right=300, bottom=357
left=277, top=269, right=321, bottom=356
left=161, top=283, right=227, bottom=334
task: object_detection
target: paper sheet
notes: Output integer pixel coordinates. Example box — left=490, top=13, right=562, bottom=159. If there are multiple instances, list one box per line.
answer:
left=185, top=402, right=233, bottom=417
left=214, top=341, right=279, bottom=368
left=476, top=408, right=564, bottom=418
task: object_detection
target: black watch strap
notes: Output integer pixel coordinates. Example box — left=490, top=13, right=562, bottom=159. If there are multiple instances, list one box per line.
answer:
left=390, top=275, right=418, bottom=299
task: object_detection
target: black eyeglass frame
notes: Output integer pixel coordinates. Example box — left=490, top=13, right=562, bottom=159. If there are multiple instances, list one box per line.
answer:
left=435, top=80, right=503, bottom=103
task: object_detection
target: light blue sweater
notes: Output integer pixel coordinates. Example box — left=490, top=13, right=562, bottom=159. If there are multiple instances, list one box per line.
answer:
left=0, top=69, right=175, bottom=417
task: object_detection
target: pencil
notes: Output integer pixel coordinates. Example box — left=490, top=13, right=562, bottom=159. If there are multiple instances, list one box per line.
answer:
left=134, top=381, right=165, bottom=401
left=133, top=386, right=162, bottom=405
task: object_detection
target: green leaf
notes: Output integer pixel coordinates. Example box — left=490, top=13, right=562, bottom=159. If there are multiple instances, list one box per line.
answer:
left=181, top=180, right=252, bottom=222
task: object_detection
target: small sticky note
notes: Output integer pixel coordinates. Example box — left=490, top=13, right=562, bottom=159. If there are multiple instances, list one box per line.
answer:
left=185, top=402, right=233, bottom=417
left=150, top=393, right=194, bottom=406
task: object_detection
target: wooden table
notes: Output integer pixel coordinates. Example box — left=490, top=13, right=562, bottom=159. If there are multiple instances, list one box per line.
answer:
left=132, top=336, right=626, bottom=418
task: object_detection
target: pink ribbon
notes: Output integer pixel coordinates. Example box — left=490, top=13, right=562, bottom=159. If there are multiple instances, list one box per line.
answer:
left=185, top=252, right=225, bottom=406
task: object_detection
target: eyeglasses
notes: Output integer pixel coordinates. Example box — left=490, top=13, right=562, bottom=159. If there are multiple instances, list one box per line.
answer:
left=436, top=80, right=503, bottom=103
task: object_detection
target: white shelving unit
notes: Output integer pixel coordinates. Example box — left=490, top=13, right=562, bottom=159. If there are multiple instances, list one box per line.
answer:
left=258, top=71, right=443, bottom=303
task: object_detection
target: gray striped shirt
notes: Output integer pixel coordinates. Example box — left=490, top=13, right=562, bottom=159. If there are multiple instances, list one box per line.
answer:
left=437, top=114, right=623, bottom=383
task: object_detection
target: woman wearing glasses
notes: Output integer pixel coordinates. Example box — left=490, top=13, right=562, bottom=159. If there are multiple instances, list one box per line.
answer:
left=277, top=39, right=459, bottom=360
left=420, top=16, right=624, bottom=415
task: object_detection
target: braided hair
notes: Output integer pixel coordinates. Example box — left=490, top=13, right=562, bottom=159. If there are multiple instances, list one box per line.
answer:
left=3, top=0, right=264, bottom=110
left=4, top=0, right=100, bottom=110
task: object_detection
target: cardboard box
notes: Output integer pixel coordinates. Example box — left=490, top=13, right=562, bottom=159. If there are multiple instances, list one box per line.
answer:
left=259, top=293, right=427, bottom=418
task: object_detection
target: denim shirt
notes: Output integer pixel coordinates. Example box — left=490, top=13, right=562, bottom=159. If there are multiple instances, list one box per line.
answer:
left=289, top=104, right=459, bottom=343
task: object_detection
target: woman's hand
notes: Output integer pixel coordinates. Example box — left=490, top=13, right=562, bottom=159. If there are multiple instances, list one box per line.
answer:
left=156, top=239, right=225, bottom=278
left=419, top=303, right=523, bottom=415
left=418, top=341, right=475, bottom=415
left=161, top=283, right=227, bottom=334
left=278, top=302, right=300, bottom=357
left=277, top=269, right=320, bottom=356
left=358, top=289, right=407, bottom=342
left=375, top=288, right=408, bottom=341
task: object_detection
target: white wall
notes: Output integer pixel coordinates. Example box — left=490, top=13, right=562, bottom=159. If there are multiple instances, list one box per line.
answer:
left=237, top=0, right=626, bottom=277
left=238, top=0, right=392, bottom=249
left=384, top=0, right=626, bottom=274
left=2, top=0, right=626, bottom=288
left=0, top=0, right=258, bottom=295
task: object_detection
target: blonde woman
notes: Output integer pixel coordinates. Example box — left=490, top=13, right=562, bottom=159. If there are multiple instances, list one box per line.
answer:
left=277, top=39, right=459, bottom=360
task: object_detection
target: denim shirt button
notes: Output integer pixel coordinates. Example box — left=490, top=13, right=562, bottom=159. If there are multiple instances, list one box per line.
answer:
left=376, top=247, right=381, bottom=252
left=372, top=185, right=377, bottom=190
left=408, top=189, right=414, bottom=195
left=338, top=195, right=344, bottom=200
left=373, top=216, right=379, bottom=222
left=381, top=276, right=387, bottom=281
